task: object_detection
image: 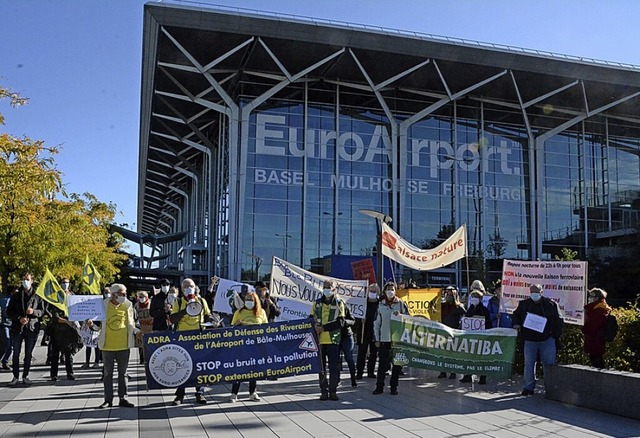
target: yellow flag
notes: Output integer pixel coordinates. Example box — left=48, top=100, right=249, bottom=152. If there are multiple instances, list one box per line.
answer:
left=36, top=268, right=68, bottom=315
left=82, top=255, right=102, bottom=295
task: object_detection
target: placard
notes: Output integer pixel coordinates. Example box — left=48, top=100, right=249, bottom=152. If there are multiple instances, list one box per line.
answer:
left=523, top=312, right=547, bottom=333
left=67, top=295, right=105, bottom=321
left=461, top=316, right=486, bottom=331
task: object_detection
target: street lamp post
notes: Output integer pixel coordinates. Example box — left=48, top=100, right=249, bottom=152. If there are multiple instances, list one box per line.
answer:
left=275, top=233, right=291, bottom=259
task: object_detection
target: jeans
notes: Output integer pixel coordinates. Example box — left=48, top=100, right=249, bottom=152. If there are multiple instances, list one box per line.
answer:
left=50, top=336, right=74, bottom=377
left=523, top=337, right=556, bottom=391
left=318, top=343, right=340, bottom=395
left=376, top=342, right=401, bottom=390
left=339, top=334, right=356, bottom=381
left=12, top=330, right=38, bottom=379
left=102, top=350, right=130, bottom=402
left=1, top=326, right=12, bottom=365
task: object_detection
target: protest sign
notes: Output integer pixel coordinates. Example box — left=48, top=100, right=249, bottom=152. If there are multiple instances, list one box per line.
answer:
left=79, top=323, right=99, bottom=348
left=501, top=259, right=586, bottom=325
left=461, top=316, right=486, bottom=331
left=390, top=314, right=517, bottom=378
left=396, top=288, right=441, bottom=320
left=270, top=257, right=367, bottom=318
left=212, top=277, right=244, bottom=314
left=143, top=317, right=321, bottom=390
left=67, top=295, right=105, bottom=321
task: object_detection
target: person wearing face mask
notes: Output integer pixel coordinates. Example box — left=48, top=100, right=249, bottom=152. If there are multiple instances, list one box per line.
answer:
left=311, top=280, right=346, bottom=401
left=150, top=279, right=171, bottom=331
left=134, top=291, right=153, bottom=364
left=488, top=284, right=513, bottom=329
left=7, top=273, right=46, bottom=386
left=459, top=287, right=492, bottom=384
left=229, top=291, right=268, bottom=402
left=48, top=277, right=80, bottom=382
left=438, top=286, right=466, bottom=379
left=355, top=284, right=380, bottom=380
left=512, top=284, right=564, bottom=396
left=170, top=278, right=219, bottom=406
left=580, top=288, right=611, bottom=369
left=372, top=282, right=409, bottom=395
left=91, top=283, right=139, bottom=408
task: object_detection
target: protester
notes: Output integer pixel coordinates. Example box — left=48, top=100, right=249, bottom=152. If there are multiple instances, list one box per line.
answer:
left=150, top=279, right=171, bottom=331
left=459, top=287, right=492, bottom=384
left=134, top=290, right=153, bottom=364
left=7, top=273, right=46, bottom=386
left=0, top=286, right=16, bottom=370
left=488, top=284, right=513, bottom=329
left=581, top=287, right=611, bottom=369
left=229, top=291, right=268, bottom=402
left=373, top=282, right=409, bottom=395
left=255, top=281, right=280, bottom=322
left=355, top=284, right=380, bottom=380
left=93, top=283, right=139, bottom=408
left=170, top=278, right=220, bottom=405
left=512, top=284, right=564, bottom=396
left=438, top=286, right=466, bottom=379
left=48, top=277, right=81, bottom=381
left=312, top=280, right=345, bottom=401
left=339, top=304, right=358, bottom=387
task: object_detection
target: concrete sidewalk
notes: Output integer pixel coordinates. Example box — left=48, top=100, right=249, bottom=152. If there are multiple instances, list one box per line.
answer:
left=0, top=341, right=638, bottom=438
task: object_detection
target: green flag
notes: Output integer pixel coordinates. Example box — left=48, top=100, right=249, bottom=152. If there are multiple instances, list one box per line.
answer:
left=82, top=255, right=102, bottom=295
left=36, top=268, right=68, bottom=315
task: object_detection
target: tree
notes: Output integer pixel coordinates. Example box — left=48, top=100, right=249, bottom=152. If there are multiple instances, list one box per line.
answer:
left=486, top=228, right=507, bottom=259
left=421, top=223, right=456, bottom=249
left=0, top=86, right=126, bottom=291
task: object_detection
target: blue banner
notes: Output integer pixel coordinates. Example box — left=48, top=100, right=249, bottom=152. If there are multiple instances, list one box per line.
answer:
left=143, top=317, right=321, bottom=389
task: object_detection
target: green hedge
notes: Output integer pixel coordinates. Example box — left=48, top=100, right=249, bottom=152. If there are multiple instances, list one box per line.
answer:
left=512, top=304, right=640, bottom=374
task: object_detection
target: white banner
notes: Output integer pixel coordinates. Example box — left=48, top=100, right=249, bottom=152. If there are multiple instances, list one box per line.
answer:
left=67, top=295, right=105, bottom=321
left=381, top=223, right=467, bottom=271
left=212, top=278, right=244, bottom=315
left=270, top=257, right=368, bottom=318
left=501, top=259, right=586, bottom=325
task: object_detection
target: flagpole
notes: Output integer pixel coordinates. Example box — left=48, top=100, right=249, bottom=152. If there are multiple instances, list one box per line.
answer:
left=359, top=210, right=393, bottom=287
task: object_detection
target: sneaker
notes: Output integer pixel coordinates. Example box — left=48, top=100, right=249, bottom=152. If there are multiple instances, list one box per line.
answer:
left=319, top=393, right=329, bottom=400
left=229, top=394, right=238, bottom=403
left=195, top=394, right=207, bottom=405
left=249, top=392, right=261, bottom=401
left=67, top=374, right=76, bottom=381
left=172, top=397, right=183, bottom=406
left=437, top=372, right=447, bottom=378
left=22, top=377, right=32, bottom=385
left=366, top=373, right=376, bottom=379
left=118, top=398, right=135, bottom=408
left=81, top=363, right=90, bottom=369
left=390, top=388, right=398, bottom=395
left=9, top=377, right=18, bottom=386
left=372, top=388, right=383, bottom=395
left=329, top=392, right=339, bottom=401
left=521, top=389, right=534, bottom=396
left=459, top=375, right=472, bottom=383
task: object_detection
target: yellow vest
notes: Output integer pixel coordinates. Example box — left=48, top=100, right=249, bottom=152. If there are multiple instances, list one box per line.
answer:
left=102, top=301, right=129, bottom=351
left=172, top=297, right=211, bottom=332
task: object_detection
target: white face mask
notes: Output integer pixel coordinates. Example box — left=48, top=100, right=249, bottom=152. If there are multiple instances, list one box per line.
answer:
left=184, top=286, right=195, bottom=296
left=469, top=297, right=480, bottom=306
left=530, top=293, right=541, bottom=302
left=61, top=283, right=69, bottom=291
left=22, top=280, right=31, bottom=289
left=385, top=290, right=395, bottom=299
left=368, top=292, right=379, bottom=300
left=244, top=301, right=255, bottom=310
left=138, top=297, right=147, bottom=303
left=323, top=289, right=333, bottom=298
left=116, top=295, right=126, bottom=305
left=161, top=286, right=169, bottom=293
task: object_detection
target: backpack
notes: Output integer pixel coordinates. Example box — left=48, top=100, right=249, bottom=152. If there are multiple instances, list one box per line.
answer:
left=603, top=313, right=618, bottom=342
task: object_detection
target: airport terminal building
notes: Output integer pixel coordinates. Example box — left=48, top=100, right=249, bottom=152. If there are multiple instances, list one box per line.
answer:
left=137, top=3, right=640, bottom=288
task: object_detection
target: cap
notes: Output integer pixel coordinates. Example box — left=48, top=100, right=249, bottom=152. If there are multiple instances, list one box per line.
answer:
left=160, top=278, right=171, bottom=286
left=254, top=281, right=266, bottom=289
left=530, top=284, right=543, bottom=294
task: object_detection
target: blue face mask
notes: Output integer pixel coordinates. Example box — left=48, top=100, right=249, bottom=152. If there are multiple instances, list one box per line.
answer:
left=530, top=293, right=541, bottom=302
left=323, top=289, right=333, bottom=298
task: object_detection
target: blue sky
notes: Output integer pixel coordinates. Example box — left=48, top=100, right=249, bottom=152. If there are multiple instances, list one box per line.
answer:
left=2, top=0, right=640, bottom=233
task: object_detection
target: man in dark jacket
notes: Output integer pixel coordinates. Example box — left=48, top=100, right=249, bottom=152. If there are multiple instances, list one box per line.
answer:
left=150, top=278, right=171, bottom=331
left=511, top=284, right=564, bottom=396
left=355, top=284, right=380, bottom=379
left=7, top=273, right=46, bottom=386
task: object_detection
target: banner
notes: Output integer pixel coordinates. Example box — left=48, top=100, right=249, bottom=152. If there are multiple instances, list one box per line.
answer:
left=501, top=259, right=587, bottom=325
left=82, top=255, right=102, bottom=295
left=390, top=314, right=517, bottom=378
left=67, top=295, right=105, bottom=321
left=381, top=223, right=467, bottom=271
left=143, top=318, right=321, bottom=390
left=396, top=288, right=441, bottom=320
left=35, top=268, right=67, bottom=315
left=270, top=257, right=368, bottom=318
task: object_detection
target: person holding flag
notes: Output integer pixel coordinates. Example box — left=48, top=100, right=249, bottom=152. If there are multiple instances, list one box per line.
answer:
left=6, top=273, right=46, bottom=386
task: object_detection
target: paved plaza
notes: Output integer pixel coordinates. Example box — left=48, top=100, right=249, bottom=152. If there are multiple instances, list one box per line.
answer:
left=0, top=341, right=638, bottom=438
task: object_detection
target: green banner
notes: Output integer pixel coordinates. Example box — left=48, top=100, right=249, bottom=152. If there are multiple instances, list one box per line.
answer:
left=390, top=314, right=517, bottom=378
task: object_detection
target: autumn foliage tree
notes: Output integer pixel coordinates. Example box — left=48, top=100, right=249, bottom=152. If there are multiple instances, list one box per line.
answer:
left=0, top=86, right=126, bottom=291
